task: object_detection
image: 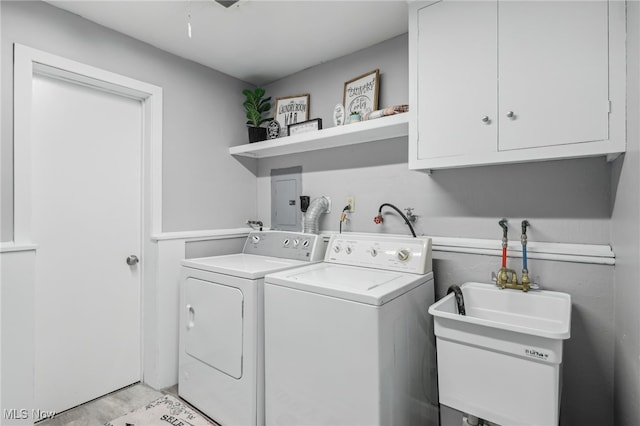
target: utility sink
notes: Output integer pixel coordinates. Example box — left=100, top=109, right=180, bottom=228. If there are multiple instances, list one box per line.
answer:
left=430, top=281, right=571, bottom=341
left=428, top=282, right=572, bottom=426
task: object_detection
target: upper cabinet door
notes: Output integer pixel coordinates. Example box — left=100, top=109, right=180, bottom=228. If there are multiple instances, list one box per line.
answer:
left=415, top=0, right=497, bottom=160
left=408, top=0, right=625, bottom=171
left=498, top=1, right=610, bottom=151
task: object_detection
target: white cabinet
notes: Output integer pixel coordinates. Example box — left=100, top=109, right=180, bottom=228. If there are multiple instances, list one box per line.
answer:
left=408, top=0, right=626, bottom=170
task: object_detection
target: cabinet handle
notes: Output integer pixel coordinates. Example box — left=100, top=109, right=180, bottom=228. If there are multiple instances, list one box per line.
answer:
left=506, top=111, right=515, bottom=119
left=481, top=116, right=490, bottom=124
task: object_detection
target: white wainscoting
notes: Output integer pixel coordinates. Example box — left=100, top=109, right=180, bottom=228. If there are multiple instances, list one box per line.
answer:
left=1, top=245, right=37, bottom=425
left=431, top=236, right=614, bottom=265
left=0, top=228, right=614, bottom=418
left=143, top=229, right=250, bottom=390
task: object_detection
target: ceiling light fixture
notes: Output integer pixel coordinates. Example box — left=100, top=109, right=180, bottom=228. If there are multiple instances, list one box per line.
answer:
left=214, top=0, right=240, bottom=8
left=186, top=1, right=192, bottom=39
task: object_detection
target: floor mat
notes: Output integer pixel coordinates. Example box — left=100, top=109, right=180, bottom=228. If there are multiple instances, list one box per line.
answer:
left=105, top=394, right=216, bottom=426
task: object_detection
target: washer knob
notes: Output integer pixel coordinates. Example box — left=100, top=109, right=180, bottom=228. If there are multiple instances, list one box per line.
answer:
left=293, top=239, right=300, bottom=247
left=370, top=248, right=378, bottom=257
left=397, top=249, right=411, bottom=262
left=333, top=245, right=341, bottom=253
left=346, top=246, right=352, bottom=254
left=302, top=240, right=310, bottom=248
left=283, top=238, right=290, bottom=247
left=252, top=235, right=260, bottom=244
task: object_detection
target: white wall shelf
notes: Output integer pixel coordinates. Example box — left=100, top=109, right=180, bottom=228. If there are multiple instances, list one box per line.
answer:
left=229, top=113, right=409, bottom=158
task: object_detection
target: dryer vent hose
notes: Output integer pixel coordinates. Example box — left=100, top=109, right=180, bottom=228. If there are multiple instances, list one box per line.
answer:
left=303, top=196, right=330, bottom=234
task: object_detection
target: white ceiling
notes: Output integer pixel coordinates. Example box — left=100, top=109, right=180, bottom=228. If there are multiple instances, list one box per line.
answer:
left=44, top=0, right=409, bottom=86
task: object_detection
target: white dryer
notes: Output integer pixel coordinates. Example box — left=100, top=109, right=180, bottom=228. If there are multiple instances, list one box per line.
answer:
left=179, top=231, right=327, bottom=426
left=264, top=233, right=439, bottom=426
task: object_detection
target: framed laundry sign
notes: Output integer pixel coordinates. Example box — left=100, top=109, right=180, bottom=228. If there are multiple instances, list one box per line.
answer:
left=343, top=69, right=379, bottom=115
left=274, top=94, right=310, bottom=136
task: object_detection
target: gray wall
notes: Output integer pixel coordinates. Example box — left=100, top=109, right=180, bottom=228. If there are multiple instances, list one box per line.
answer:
left=1, top=2, right=633, bottom=424
left=260, top=34, right=612, bottom=245
left=1, top=0, right=257, bottom=241
left=261, top=33, right=617, bottom=425
left=612, top=1, right=640, bottom=425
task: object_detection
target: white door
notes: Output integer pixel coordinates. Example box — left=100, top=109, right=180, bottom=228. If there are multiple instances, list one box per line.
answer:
left=31, top=73, right=142, bottom=414
left=184, top=278, right=244, bottom=378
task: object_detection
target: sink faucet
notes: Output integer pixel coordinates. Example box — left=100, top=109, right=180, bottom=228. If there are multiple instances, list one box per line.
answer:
left=496, top=268, right=530, bottom=292
left=495, top=218, right=531, bottom=292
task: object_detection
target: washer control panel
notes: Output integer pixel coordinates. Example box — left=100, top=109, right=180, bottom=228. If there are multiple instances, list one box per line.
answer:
left=326, top=234, right=432, bottom=274
left=243, top=231, right=327, bottom=262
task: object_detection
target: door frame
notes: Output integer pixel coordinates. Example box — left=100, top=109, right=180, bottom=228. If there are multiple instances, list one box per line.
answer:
left=12, top=44, right=163, bottom=386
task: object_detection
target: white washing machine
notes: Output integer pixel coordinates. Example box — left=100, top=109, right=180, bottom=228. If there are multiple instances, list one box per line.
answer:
left=264, top=233, right=439, bottom=426
left=179, top=230, right=327, bottom=426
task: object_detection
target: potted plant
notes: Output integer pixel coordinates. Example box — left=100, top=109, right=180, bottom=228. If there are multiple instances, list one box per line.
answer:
left=243, top=87, right=272, bottom=143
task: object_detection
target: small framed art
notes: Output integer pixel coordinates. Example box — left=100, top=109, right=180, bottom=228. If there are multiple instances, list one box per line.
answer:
left=274, top=94, right=310, bottom=135
left=288, top=118, right=322, bottom=136
left=343, top=69, right=380, bottom=115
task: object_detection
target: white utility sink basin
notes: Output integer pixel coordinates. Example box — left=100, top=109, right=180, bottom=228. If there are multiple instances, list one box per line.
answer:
left=428, top=282, right=571, bottom=426
left=430, top=281, right=571, bottom=340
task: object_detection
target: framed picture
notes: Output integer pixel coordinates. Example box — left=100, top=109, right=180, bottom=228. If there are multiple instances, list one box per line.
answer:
left=288, top=118, right=322, bottom=136
left=343, top=69, right=380, bottom=115
left=274, top=94, right=310, bottom=136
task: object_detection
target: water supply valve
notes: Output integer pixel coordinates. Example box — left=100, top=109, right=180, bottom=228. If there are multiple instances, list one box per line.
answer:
left=494, top=218, right=536, bottom=292
left=373, top=203, right=417, bottom=237
left=404, top=207, right=417, bottom=223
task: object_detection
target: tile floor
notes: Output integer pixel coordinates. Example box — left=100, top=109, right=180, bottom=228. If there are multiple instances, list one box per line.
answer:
left=37, top=383, right=217, bottom=426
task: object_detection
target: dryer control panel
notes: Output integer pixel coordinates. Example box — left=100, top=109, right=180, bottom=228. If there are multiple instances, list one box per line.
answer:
left=326, top=233, right=432, bottom=274
left=243, top=231, right=327, bottom=262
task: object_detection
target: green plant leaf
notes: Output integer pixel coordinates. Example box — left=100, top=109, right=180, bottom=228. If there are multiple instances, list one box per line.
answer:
left=242, top=89, right=255, bottom=98
left=247, top=110, right=262, bottom=126
left=259, top=103, right=271, bottom=113
left=242, top=87, right=271, bottom=127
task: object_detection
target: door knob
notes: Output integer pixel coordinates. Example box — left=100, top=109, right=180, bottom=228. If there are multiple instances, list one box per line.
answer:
left=126, top=255, right=139, bottom=266
left=481, top=116, right=490, bottom=124
left=506, top=111, right=515, bottom=119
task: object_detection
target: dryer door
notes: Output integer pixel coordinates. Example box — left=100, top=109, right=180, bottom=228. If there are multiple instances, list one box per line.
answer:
left=184, top=278, right=243, bottom=379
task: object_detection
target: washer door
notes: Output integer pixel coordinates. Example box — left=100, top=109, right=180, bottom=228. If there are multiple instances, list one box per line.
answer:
left=184, top=278, right=243, bottom=379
